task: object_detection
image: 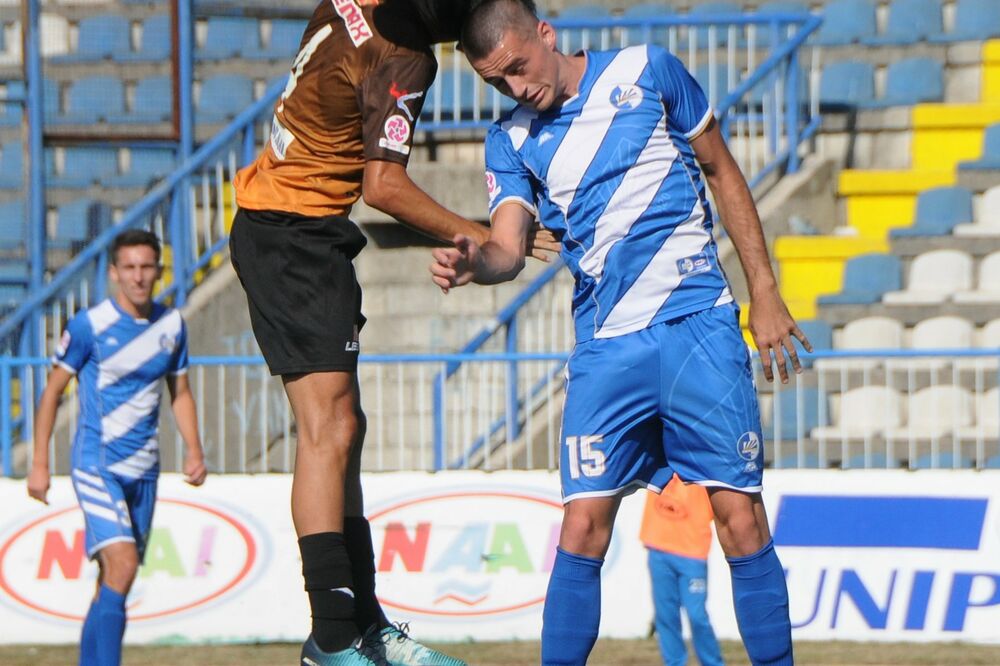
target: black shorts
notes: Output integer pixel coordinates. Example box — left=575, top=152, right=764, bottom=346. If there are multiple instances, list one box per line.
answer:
left=229, top=208, right=368, bottom=376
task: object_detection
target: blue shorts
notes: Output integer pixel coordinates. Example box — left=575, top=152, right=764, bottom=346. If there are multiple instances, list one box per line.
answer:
left=70, top=467, right=157, bottom=561
left=560, top=303, right=764, bottom=503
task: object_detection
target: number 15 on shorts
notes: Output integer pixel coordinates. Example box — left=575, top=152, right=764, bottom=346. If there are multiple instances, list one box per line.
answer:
left=565, top=435, right=606, bottom=479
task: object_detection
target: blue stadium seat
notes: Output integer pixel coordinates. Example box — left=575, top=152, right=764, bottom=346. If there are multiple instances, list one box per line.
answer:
left=118, top=15, right=171, bottom=62
left=818, top=253, right=901, bottom=304
left=0, top=141, right=22, bottom=189
left=43, top=78, right=60, bottom=123
left=984, top=455, right=1000, bottom=469
left=107, top=76, right=172, bottom=124
left=196, top=17, right=262, bottom=60
left=796, top=319, right=832, bottom=350
left=694, top=62, right=734, bottom=105
left=107, top=148, right=176, bottom=188
left=423, top=70, right=480, bottom=121
left=50, top=199, right=111, bottom=251
left=958, top=123, right=1000, bottom=170
left=912, top=452, right=974, bottom=469
left=556, top=5, right=610, bottom=53
left=930, top=0, right=1000, bottom=43
left=622, top=2, right=672, bottom=47
left=776, top=453, right=822, bottom=468
left=690, top=2, right=743, bottom=48
left=0, top=283, right=25, bottom=312
left=818, top=61, right=875, bottom=108
left=763, top=387, right=827, bottom=442
left=754, top=1, right=811, bottom=46
left=0, top=200, right=25, bottom=251
left=865, top=57, right=943, bottom=108
left=890, top=186, right=973, bottom=237
left=247, top=19, right=307, bottom=60
left=0, top=259, right=29, bottom=287
left=196, top=75, right=254, bottom=124
left=49, top=147, right=119, bottom=189
left=866, top=0, right=942, bottom=45
left=843, top=452, right=900, bottom=469
left=51, top=15, right=131, bottom=63
left=813, top=0, right=877, bottom=45
left=52, top=76, right=125, bottom=124
left=1, top=80, right=24, bottom=127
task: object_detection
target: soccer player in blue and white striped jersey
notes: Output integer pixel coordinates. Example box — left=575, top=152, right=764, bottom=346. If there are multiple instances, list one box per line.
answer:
left=432, top=2, right=812, bottom=664
left=28, top=230, right=206, bottom=666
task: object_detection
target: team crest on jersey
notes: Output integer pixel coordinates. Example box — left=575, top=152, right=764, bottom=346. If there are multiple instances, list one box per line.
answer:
left=610, top=84, right=643, bottom=110
left=331, top=0, right=372, bottom=47
left=737, top=431, right=760, bottom=462
left=379, top=115, right=411, bottom=155
left=485, top=171, right=502, bottom=205
left=159, top=333, right=176, bottom=354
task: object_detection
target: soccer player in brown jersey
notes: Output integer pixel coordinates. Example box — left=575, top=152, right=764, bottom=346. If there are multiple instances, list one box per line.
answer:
left=229, top=1, right=554, bottom=664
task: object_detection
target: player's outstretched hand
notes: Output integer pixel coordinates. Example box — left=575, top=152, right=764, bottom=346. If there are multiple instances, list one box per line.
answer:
left=184, top=453, right=207, bottom=487
left=430, top=234, right=480, bottom=294
left=27, top=464, right=50, bottom=504
left=527, top=224, right=559, bottom=262
left=749, top=288, right=812, bottom=384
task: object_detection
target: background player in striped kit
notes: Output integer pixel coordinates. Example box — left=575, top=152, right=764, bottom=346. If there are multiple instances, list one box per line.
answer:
left=27, top=229, right=207, bottom=666
left=431, top=1, right=811, bottom=663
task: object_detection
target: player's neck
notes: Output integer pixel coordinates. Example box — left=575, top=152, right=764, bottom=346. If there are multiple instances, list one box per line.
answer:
left=114, top=292, right=153, bottom=321
left=554, top=52, right=587, bottom=107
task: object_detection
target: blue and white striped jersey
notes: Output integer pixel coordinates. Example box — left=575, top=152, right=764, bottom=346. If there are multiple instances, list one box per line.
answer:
left=53, top=298, right=188, bottom=480
left=485, top=45, right=733, bottom=342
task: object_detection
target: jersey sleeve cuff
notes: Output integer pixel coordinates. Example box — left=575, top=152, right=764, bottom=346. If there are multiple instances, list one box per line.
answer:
left=52, top=359, right=79, bottom=375
left=684, top=108, right=715, bottom=141
left=489, top=196, right=537, bottom=224
left=168, top=367, right=189, bottom=376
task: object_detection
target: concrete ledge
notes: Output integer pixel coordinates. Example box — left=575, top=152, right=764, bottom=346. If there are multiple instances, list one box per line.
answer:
left=957, top=169, right=1000, bottom=193
left=890, top=236, right=1000, bottom=260
left=818, top=301, right=1000, bottom=327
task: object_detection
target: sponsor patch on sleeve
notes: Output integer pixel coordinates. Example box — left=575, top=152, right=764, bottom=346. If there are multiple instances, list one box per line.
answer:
left=378, top=114, right=412, bottom=155
left=485, top=171, right=502, bottom=205
left=55, top=330, right=71, bottom=357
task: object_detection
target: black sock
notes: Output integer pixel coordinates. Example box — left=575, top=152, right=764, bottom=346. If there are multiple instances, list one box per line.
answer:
left=299, top=532, right=358, bottom=653
left=344, top=516, right=390, bottom=633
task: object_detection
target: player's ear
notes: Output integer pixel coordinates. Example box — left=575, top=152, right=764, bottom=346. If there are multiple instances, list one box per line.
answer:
left=538, top=20, right=556, bottom=51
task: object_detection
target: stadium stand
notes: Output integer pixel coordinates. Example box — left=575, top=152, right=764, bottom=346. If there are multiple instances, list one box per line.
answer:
left=866, top=56, right=944, bottom=108
left=865, top=0, right=942, bottom=46
left=890, top=186, right=974, bottom=237
left=51, top=75, right=125, bottom=125
left=818, top=60, right=874, bottom=108
left=883, top=250, right=974, bottom=304
left=50, top=14, right=130, bottom=64
left=812, top=0, right=876, bottom=45
left=107, top=75, right=172, bottom=124
left=811, top=385, right=904, bottom=441
left=958, top=123, right=1000, bottom=170
left=195, top=74, right=254, bottom=124
left=953, top=251, right=1000, bottom=302
left=929, top=0, right=1000, bottom=43
left=117, top=14, right=171, bottom=63
left=47, top=146, right=119, bottom=189
left=817, top=253, right=901, bottom=305
left=196, top=17, right=263, bottom=60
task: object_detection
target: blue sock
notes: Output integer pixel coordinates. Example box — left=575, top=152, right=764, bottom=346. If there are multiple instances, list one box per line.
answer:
left=727, top=539, right=794, bottom=666
left=541, top=547, right=603, bottom=666
left=79, top=585, right=126, bottom=666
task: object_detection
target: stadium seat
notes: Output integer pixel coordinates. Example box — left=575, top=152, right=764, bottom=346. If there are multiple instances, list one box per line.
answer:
left=555, top=5, right=611, bottom=53
left=815, top=316, right=902, bottom=372
left=890, top=186, right=973, bottom=237
left=762, top=386, right=827, bottom=441
left=0, top=199, right=25, bottom=251
left=911, top=451, right=975, bottom=469
left=813, top=0, right=877, bottom=45
left=247, top=19, right=306, bottom=60
left=622, top=2, right=672, bottom=47
left=196, top=17, right=262, bottom=60
left=0, top=258, right=28, bottom=287
left=42, top=78, right=60, bottom=123
left=812, top=385, right=903, bottom=440
left=929, top=0, right=1000, bottom=43
left=107, top=147, right=176, bottom=188
left=957, top=123, right=1000, bottom=171
left=797, top=319, right=833, bottom=350
left=818, top=253, right=901, bottom=305
left=51, top=14, right=130, bottom=63
left=0, top=140, right=22, bottom=189
left=424, top=70, right=480, bottom=121
left=690, top=2, right=743, bottom=48
left=911, top=316, right=975, bottom=349
left=196, top=75, right=254, bottom=124
left=50, top=198, right=111, bottom=251
left=107, top=76, right=172, bottom=124
left=754, top=1, right=811, bottom=46
left=776, top=452, right=822, bottom=468
left=1, top=80, right=23, bottom=127
left=865, top=0, right=942, bottom=45
left=984, top=455, right=1000, bottom=469
left=118, top=14, right=171, bottom=63
left=952, top=252, right=1000, bottom=303
left=886, top=385, right=974, bottom=443
left=818, top=61, right=875, bottom=109
left=958, top=387, right=1000, bottom=442
left=843, top=451, right=900, bottom=469
left=883, top=250, right=974, bottom=304
left=694, top=63, right=735, bottom=106
left=51, top=76, right=125, bottom=125
left=953, top=185, right=1000, bottom=236
left=48, top=147, right=119, bottom=189
left=980, top=318, right=1000, bottom=347
left=865, top=57, right=943, bottom=108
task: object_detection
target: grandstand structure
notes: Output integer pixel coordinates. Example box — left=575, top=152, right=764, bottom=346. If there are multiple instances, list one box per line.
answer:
left=0, top=0, right=999, bottom=477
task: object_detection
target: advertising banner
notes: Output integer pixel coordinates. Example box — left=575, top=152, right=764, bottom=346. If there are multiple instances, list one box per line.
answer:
left=0, top=470, right=998, bottom=645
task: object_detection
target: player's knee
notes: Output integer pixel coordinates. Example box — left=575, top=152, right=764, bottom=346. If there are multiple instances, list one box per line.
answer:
left=297, top=407, right=360, bottom=457
left=100, top=547, right=139, bottom=592
left=714, top=510, right=764, bottom=556
left=560, top=507, right=613, bottom=557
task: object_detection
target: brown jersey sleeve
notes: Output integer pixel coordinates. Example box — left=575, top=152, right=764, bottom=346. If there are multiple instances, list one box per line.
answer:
left=358, top=53, right=437, bottom=164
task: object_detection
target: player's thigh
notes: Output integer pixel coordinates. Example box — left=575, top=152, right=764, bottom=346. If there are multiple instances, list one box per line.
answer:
left=70, top=468, right=135, bottom=560
left=658, top=304, right=764, bottom=490
left=121, top=476, right=158, bottom=563
left=561, top=333, right=668, bottom=502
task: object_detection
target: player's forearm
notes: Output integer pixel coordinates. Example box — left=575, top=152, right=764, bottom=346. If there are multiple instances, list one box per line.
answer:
left=172, top=391, right=203, bottom=457
left=471, top=241, right=526, bottom=284
left=31, top=391, right=59, bottom=471
left=707, top=170, right=778, bottom=298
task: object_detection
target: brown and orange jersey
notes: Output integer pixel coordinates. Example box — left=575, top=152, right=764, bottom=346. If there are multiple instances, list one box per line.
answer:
left=234, top=0, right=459, bottom=218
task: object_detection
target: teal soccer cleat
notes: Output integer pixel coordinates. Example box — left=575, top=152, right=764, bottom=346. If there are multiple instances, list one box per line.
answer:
left=301, top=634, right=389, bottom=666
left=373, top=623, right=468, bottom=666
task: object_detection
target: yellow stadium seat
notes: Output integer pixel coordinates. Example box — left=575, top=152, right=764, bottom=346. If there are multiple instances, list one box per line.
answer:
left=911, top=104, right=1000, bottom=171
left=839, top=170, right=954, bottom=239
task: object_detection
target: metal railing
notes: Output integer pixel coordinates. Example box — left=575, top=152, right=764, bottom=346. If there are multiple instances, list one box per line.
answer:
left=3, top=349, right=999, bottom=478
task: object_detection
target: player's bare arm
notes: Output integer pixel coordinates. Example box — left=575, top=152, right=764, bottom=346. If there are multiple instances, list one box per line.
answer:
left=166, top=373, right=207, bottom=486
left=429, top=201, right=533, bottom=292
left=691, top=118, right=812, bottom=384
left=27, top=366, right=75, bottom=504
left=363, top=159, right=558, bottom=260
